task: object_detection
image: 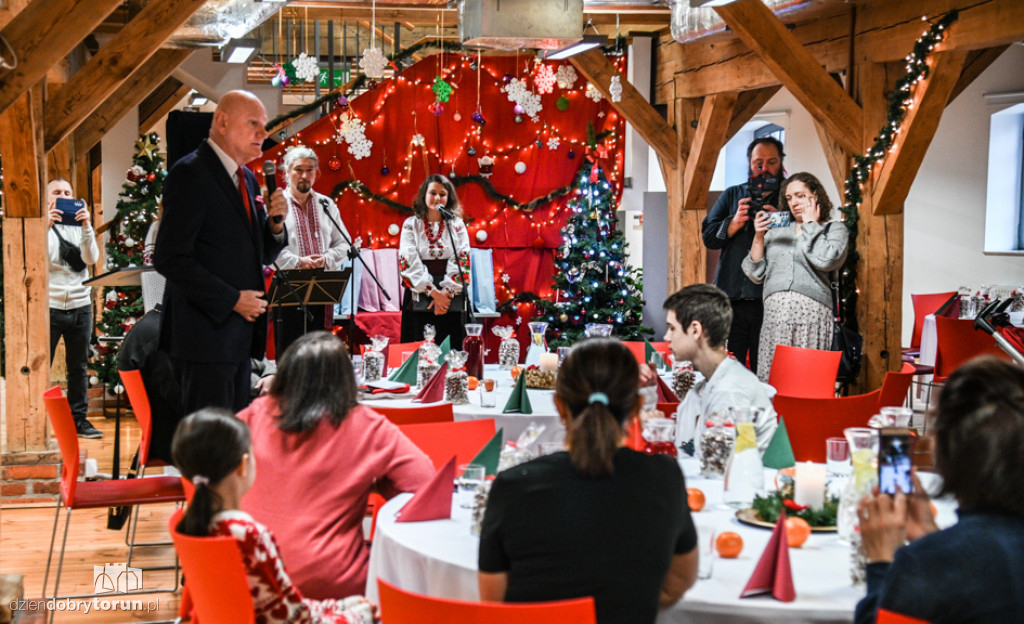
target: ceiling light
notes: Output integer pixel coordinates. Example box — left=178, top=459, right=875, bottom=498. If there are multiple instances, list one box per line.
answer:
left=188, top=91, right=208, bottom=106
left=547, top=34, right=608, bottom=61
left=220, top=38, right=259, bottom=64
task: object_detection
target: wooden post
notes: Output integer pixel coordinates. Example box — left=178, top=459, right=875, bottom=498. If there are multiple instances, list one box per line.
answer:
left=666, top=97, right=706, bottom=293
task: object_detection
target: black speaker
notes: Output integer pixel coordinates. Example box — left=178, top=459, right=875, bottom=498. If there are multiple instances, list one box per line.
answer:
left=166, top=110, right=213, bottom=169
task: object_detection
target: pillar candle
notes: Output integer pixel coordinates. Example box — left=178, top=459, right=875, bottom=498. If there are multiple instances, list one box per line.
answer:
left=538, top=353, right=558, bottom=372
left=794, top=462, right=826, bottom=510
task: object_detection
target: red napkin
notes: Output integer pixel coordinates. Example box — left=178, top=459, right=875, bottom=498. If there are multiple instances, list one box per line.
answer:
left=655, top=375, right=680, bottom=403
left=740, top=510, right=796, bottom=602
left=369, top=383, right=410, bottom=395
left=395, top=456, right=456, bottom=522
left=413, top=362, right=448, bottom=403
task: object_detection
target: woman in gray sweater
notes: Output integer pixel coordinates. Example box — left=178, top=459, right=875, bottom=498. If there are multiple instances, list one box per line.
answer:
left=741, top=172, right=848, bottom=383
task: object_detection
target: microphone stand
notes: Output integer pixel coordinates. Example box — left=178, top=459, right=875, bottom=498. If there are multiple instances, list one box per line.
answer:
left=320, top=198, right=392, bottom=346
left=438, top=206, right=475, bottom=326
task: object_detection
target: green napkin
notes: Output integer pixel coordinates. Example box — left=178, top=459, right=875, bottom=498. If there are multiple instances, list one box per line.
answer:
left=644, top=338, right=668, bottom=370
left=438, top=335, right=452, bottom=364
left=502, top=372, right=533, bottom=414
left=762, top=415, right=796, bottom=469
left=470, top=428, right=504, bottom=476
left=388, top=349, right=420, bottom=385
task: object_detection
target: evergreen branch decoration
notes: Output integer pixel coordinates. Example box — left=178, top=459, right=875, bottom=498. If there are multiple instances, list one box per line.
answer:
left=838, top=10, right=958, bottom=328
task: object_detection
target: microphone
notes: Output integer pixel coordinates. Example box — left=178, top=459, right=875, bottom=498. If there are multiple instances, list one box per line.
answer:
left=436, top=203, right=455, bottom=220
left=263, top=160, right=283, bottom=224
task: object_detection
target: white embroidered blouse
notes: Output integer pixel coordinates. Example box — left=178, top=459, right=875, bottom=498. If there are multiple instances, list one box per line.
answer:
left=398, top=215, right=471, bottom=299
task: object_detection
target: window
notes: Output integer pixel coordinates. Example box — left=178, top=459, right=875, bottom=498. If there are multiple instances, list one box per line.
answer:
left=984, top=100, right=1024, bottom=253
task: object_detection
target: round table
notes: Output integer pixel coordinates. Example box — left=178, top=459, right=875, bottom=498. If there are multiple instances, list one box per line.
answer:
left=365, top=459, right=957, bottom=624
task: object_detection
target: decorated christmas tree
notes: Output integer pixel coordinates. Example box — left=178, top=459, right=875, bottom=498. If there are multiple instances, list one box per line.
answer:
left=538, top=150, right=650, bottom=347
left=91, top=133, right=165, bottom=386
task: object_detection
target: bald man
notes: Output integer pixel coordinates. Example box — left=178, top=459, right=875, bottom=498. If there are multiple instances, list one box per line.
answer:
left=154, top=90, right=288, bottom=413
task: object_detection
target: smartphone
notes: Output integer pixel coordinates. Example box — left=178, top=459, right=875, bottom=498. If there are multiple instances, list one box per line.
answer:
left=766, top=211, right=791, bottom=229
left=878, top=427, right=916, bottom=495
left=56, top=197, right=85, bottom=226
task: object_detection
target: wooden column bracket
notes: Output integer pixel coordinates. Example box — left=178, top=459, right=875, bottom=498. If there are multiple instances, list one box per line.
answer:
left=725, top=85, right=782, bottom=144
left=139, top=78, right=191, bottom=134
left=683, top=92, right=738, bottom=213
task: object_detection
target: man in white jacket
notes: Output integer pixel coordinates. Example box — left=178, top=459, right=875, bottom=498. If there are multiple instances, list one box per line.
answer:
left=47, top=179, right=102, bottom=438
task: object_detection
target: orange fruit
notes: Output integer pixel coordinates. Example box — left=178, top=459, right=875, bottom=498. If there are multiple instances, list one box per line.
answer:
left=715, top=531, right=743, bottom=558
left=510, top=366, right=523, bottom=380
left=686, top=488, right=706, bottom=512
left=929, top=502, right=938, bottom=518
left=785, top=517, right=812, bottom=548
left=467, top=376, right=479, bottom=390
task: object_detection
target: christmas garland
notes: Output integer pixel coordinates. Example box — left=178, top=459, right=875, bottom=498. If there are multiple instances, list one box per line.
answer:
left=837, top=10, right=959, bottom=327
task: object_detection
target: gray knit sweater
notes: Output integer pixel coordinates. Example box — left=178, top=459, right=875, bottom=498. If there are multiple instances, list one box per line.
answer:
left=741, top=220, right=849, bottom=310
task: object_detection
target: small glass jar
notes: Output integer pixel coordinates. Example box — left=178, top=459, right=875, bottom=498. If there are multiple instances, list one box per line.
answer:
left=700, top=412, right=734, bottom=479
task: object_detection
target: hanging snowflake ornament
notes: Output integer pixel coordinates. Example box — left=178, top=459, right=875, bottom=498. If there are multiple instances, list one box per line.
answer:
left=501, top=273, right=511, bottom=284
left=534, top=63, right=556, bottom=94
left=337, top=114, right=374, bottom=160
left=432, top=76, right=453, bottom=102
left=293, top=52, right=320, bottom=83
left=546, top=137, right=560, bottom=150
left=609, top=76, right=623, bottom=103
left=585, top=82, right=603, bottom=102
left=501, top=78, right=543, bottom=121
left=359, top=47, right=388, bottom=79
left=411, top=133, right=426, bottom=147
left=556, top=64, right=578, bottom=90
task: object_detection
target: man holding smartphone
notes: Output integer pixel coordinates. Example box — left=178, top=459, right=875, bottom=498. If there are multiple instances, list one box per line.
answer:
left=47, top=178, right=102, bottom=438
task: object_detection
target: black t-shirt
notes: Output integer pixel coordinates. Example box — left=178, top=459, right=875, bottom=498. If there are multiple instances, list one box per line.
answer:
left=479, top=448, right=696, bottom=624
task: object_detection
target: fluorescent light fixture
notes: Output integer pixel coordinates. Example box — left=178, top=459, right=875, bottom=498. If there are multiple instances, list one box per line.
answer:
left=689, top=0, right=737, bottom=6
left=220, top=38, right=259, bottom=64
left=547, top=34, right=607, bottom=61
left=188, top=91, right=208, bottom=106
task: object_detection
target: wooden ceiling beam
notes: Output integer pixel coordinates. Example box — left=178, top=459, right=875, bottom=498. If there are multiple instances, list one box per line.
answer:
left=683, top=92, right=738, bottom=213
left=812, top=117, right=851, bottom=198
left=714, top=0, right=863, bottom=155
left=947, top=45, right=1009, bottom=105
left=139, top=78, right=191, bottom=134
left=871, top=48, right=969, bottom=215
left=569, top=48, right=679, bottom=170
left=284, top=4, right=669, bottom=26
left=42, top=0, right=206, bottom=152
left=724, top=85, right=782, bottom=145
left=0, top=0, right=123, bottom=116
left=72, top=49, right=193, bottom=154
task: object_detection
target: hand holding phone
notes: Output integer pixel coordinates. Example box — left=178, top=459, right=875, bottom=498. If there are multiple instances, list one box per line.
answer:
left=878, top=427, right=917, bottom=495
left=55, top=198, right=85, bottom=226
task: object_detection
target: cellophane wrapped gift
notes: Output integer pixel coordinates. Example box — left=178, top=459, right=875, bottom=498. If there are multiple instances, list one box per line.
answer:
left=363, top=335, right=389, bottom=382
left=470, top=478, right=494, bottom=536
left=700, top=412, right=734, bottom=479
left=492, top=325, right=520, bottom=370
left=673, top=360, right=696, bottom=399
left=417, top=325, right=441, bottom=389
left=444, top=350, right=470, bottom=405
left=497, top=423, right=546, bottom=471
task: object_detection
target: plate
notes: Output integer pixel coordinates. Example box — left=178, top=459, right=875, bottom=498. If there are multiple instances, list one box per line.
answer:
left=735, top=508, right=837, bottom=532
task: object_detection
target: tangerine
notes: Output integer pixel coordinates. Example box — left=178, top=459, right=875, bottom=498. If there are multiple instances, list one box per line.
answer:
left=715, top=531, right=743, bottom=558
left=785, top=517, right=812, bottom=548
left=467, top=376, right=479, bottom=391
left=510, top=366, right=523, bottom=380
left=686, top=488, right=706, bottom=512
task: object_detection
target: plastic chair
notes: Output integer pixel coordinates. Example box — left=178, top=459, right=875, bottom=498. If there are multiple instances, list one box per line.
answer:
left=388, top=341, right=425, bottom=368
left=372, top=403, right=455, bottom=425
left=877, top=362, right=916, bottom=411
left=876, top=609, right=931, bottom=623
left=398, top=419, right=497, bottom=470
left=933, top=317, right=1009, bottom=383
left=378, top=579, right=597, bottom=624
left=773, top=390, right=881, bottom=462
left=767, top=345, right=841, bottom=399
left=42, top=387, right=183, bottom=622
left=906, top=292, right=957, bottom=356
left=168, top=508, right=256, bottom=624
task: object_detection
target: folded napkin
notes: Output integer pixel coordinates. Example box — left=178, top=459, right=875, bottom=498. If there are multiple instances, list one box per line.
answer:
left=762, top=416, right=796, bottom=470
left=388, top=349, right=419, bottom=384
left=741, top=510, right=796, bottom=602
left=644, top=338, right=668, bottom=371
left=470, top=429, right=504, bottom=476
left=413, top=362, right=449, bottom=403
left=362, top=383, right=411, bottom=395
left=502, top=371, right=533, bottom=414
left=395, top=456, right=456, bottom=523
left=655, top=375, right=679, bottom=403
left=438, top=335, right=452, bottom=364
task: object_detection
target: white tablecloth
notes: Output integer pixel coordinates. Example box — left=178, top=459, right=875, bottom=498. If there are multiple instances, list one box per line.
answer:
left=366, top=459, right=957, bottom=624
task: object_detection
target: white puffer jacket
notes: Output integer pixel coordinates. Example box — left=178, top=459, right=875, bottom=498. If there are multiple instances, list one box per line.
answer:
left=48, top=223, right=100, bottom=310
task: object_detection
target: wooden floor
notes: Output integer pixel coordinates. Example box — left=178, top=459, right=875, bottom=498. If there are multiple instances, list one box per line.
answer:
left=1, top=415, right=182, bottom=623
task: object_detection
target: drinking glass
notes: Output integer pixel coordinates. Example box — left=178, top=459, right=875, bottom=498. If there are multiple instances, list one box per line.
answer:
left=557, top=346, right=571, bottom=366
left=456, top=463, right=486, bottom=508
left=479, top=383, right=497, bottom=408
left=350, top=356, right=364, bottom=386
left=696, top=524, right=716, bottom=580
left=878, top=406, right=913, bottom=427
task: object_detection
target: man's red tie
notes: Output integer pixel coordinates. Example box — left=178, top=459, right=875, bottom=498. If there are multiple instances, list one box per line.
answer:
left=237, top=167, right=253, bottom=226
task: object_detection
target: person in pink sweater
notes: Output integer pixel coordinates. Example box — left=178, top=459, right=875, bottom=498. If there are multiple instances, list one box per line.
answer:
left=237, top=331, right=434, bottom=600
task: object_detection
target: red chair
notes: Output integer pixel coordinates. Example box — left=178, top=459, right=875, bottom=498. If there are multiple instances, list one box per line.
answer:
left=372, top=403, right=455, bottom=425
left=877, top=362, right=916, bottom=411
left=906, top=292, right=957, bottom=357
left=42, top=387, right=183, bottom=617
left=388, top=341, right=425, bottom=368
left=773, top=390, right=881, bottom=462
left=169, top=508, right=255, bottom=624
left=378, top=579, right=597, bottom=624
left=876, top=609, right=931, bottom=623
left=933, top=317, right=1009, bottom=383
left=398, top=419, right=497, bottom=470
left=767, top=345, right=841, bottom=399
left=624, top=419, right=644, bottom=451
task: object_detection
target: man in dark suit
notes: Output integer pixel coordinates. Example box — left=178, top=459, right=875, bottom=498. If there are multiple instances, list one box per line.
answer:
left=154, top=90, right=288, bottom=413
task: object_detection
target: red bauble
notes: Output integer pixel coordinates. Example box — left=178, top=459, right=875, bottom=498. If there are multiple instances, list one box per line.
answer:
left=532, top=236, right=545, bottom=250
left=105, top=300, right=115, bottom=309
left=328, top=156, right=342, bottom=171
left=147, top=173, right=156, bottom=181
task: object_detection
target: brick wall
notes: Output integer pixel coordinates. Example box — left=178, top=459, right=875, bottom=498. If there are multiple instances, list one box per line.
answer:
left=1, top=450, right=61, bottom=505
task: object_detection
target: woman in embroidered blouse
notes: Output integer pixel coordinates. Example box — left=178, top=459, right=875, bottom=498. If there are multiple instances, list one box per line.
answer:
left=399, top=174, right=472, bottom=346
left=171, top=408, right=376, bottom=624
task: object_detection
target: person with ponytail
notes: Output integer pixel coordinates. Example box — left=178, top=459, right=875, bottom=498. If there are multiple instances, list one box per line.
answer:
left=478, top=338, right=699, bottom=623
left=171, top=409, right=376, bottom=624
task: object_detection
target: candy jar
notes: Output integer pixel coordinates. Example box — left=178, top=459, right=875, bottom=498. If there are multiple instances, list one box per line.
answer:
left=444, top=350, right=470, bottom=405
left=642, top=418, right=677, bottom=457
left=492, top=325, right=520, bottom=369
left=463, top=323, right=485, bottom=379
left=722, top=406, right=765, bottom=508
left=584, top=323, right=613, bottom=337
left=524, top=321, right=549, bottom=367
left=672, top=360, right=695, bottom=400
left=700, top=412, right=734, bottom=479
left=362, top=335, right=388, bottom=382
left=417, top=325, right=441, bottom=389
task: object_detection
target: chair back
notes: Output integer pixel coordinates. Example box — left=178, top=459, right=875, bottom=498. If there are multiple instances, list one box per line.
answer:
left=773, top=390, right=881, bottom=462
left=768, top=345, right=841, bottom=398
left=398, top=419, right=496, bottom=470
left=877, top=362, right=915, bottom=411
left=119, top=369, right=155, bottom=468
left=169, top=508, right=255, bottom=624
left=910, top=292, right=957, bottom=349
left=378, top=579, right=597, bottom=624
left=623, top=341, right=670, bottom=367
left=388, top=341, right=425, bottom=368
left=934, top=317, right=1008, bottom=381
left=624, top=419, right=644, bottom=452
left=372, top=403, right=455, bottom=425
left=876, top=609, right=931, bottom=624
left=43, top=386, right=80, bottom=506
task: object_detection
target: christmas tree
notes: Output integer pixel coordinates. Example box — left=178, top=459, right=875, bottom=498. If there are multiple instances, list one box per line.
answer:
left=91, top=133, right=165, bottom=386
left=537, top=151, right=651, bottom=347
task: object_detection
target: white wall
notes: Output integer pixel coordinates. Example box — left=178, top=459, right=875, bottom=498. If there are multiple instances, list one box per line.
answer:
left=100, top=109, right=141, bottom=229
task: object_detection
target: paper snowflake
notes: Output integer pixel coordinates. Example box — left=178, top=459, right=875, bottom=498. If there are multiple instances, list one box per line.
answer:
left=609, top=76, right=622, bottom=102
left=335, top=114, right=373, bottom=160
left=547, top=137, right=560, bottom=150
left=534, top=63, right=556, bottom=94
left=555, top=64, right=578, bottom=90
left=501, top=273, right=511, bottom=284
left=585, top=82, right=603, bottom=102
left=502, top=78, right=543, bottom=121
left=432, top=76, right=453, bottom=102
left=293, top=52, right=320, bottom=83
left=359, top=47, right=388, bottom=79
left=411, top=133, right=426, bottom=147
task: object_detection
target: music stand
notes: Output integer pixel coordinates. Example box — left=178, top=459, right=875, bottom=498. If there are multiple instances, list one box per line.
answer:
left=268, top=267, right=352, bottom=340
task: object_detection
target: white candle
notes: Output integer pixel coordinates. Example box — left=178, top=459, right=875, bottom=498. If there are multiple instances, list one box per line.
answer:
left=794, top=462, right=826, bottom=510
left=538, top=352, right=559, bottom=372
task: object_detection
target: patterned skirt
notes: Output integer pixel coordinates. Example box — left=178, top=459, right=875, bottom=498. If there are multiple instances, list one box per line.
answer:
left=757, top=290, right=833, bottom=383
